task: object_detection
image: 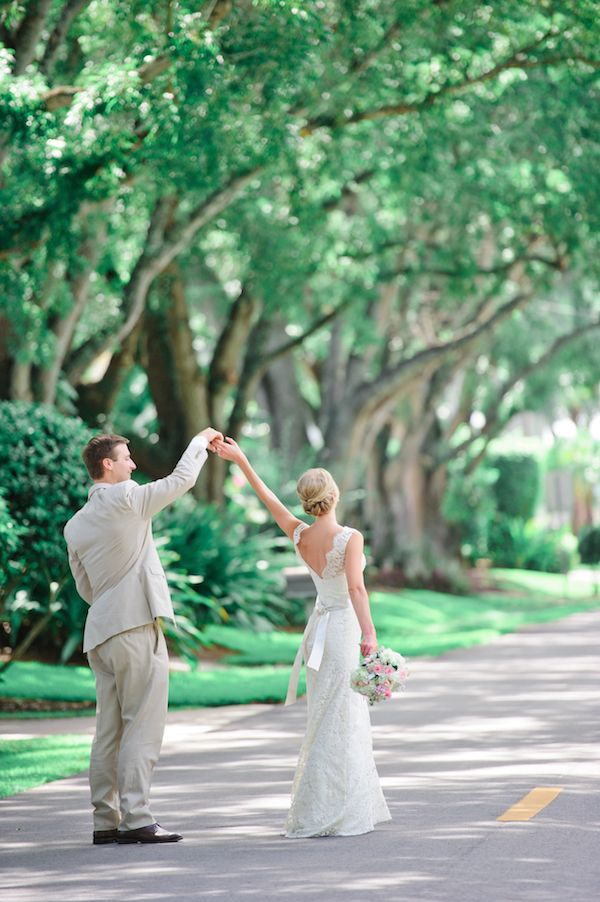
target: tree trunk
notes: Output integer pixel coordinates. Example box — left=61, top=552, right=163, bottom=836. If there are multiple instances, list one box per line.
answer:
left=11, top=0, right=54, bottom=76
left=571, top=472, right=594, bottom=536
left=139, top=267, right=216, bottom=495
left=10, top=361, right=33, bottom=401
left=40, top=0, right=90, bottom=79
left=260, top=325, right=313, bottom=466
left=40, top=202, right=111, bottom=405
left=0, top=317, right=13, bottom=398
left=208, top=286, right=258, bottom=427
left=374, top=426, right=460, bottom=580
left=76, top=324, right=142, bottom=425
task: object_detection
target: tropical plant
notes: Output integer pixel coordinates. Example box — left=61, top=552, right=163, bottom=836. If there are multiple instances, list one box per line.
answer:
left=155, top=496, right=291, bottom=655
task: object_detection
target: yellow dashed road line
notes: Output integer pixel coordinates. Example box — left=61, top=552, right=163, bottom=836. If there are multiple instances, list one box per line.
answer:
left=498, top=787, right=563, bottom=822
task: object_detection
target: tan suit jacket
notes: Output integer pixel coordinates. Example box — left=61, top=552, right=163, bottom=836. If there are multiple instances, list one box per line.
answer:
left=64, top=435, right=208, bottom=653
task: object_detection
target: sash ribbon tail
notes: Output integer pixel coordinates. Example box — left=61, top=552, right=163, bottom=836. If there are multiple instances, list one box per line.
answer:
left=285, top=597, right=329, bottom=706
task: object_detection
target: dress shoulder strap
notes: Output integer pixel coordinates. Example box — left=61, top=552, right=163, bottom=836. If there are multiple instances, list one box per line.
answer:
left=339, top=525, right=356, bottom=548
left=293, top=522, right=308, bottom=546
left=321, top=526, right=355, bottom=578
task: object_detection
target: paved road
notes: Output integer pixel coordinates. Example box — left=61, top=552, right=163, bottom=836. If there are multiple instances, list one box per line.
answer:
left=1, top=610, right=599, bottom=902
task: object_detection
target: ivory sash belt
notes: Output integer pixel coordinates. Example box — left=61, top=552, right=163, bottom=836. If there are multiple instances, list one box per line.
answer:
left=285, top=597, right=348, bottom=706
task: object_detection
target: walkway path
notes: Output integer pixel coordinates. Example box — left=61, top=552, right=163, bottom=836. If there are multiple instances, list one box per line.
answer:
left=1, top=610, right=599, bottom=902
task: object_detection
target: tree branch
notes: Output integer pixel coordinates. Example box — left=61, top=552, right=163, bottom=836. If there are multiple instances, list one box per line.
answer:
left=225, top=298, right=350, bottom=439
left=11, top=0, right=54, bottom=76
left=302, top=33, right=600, bottom=133
left=348, top=17, right=402, bottom=78
left=138, top=53, right=171, bottom=84
left=261, top=300, right=352, bottom=367
left=226, top=315, right=272, bottom=440
left=356, top=291, right=533, bottom=414
left=153, top=165, right=261, bottom=274
left=66, top=194, right=177, bottom=384
left=40, top=0, right=91, bottom=78
left=439, top=317, right=600, bottom=470
left=41, top=200, right=113, bottom=403
left=67, top=166, right=260, bottom=385
left=208, top=285, right=259, bottom=422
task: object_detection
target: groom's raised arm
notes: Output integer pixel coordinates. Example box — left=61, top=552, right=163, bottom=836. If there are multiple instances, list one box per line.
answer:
left=125, top=429, right=221, bottom=520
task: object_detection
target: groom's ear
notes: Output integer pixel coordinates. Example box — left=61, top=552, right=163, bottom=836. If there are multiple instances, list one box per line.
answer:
left=102, top=457, right=114, bottom=472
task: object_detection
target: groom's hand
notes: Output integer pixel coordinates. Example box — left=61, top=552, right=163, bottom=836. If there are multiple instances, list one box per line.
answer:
left=198, top=427, right=223, bottom=450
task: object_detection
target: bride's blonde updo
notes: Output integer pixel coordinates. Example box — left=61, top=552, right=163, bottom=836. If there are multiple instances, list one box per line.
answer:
left=296, top=468, right=340, bottom=517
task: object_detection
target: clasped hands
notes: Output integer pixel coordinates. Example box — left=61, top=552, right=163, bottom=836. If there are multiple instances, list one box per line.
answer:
left=198, top=430, right=244, bottom=462
left=198, top=427, right=223, bottom=451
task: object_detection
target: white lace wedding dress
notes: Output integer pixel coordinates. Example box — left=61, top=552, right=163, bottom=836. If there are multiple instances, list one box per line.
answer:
left=284, top=523, right=391, bottom=838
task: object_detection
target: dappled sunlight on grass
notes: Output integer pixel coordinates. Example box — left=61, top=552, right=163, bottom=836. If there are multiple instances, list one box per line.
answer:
left=490, top=568, right=598, bottom=598
left=0, top=735, right=91, bottom=798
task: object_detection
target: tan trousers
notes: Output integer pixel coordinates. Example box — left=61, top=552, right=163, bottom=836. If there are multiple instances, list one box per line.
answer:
left=87, top=621, right=169, bottom=831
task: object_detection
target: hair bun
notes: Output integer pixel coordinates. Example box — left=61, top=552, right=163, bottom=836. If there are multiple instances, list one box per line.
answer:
left=296, top=468, right=339, bottom=517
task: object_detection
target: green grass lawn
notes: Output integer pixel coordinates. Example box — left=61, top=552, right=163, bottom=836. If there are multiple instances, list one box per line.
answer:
left=0, top=661, right=304, bottom=708
left=490, top=567, right=599, bottom=598
left=0, top=734, right=92, bottom=798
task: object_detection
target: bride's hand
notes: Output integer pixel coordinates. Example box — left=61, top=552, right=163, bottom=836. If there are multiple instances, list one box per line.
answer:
left=213, top=436, right=246, bottom=464
left=360, top=632, right=377, bottom=658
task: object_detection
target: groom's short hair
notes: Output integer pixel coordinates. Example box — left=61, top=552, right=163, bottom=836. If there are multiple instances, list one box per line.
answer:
left=83, top=434, right=130, bottom=480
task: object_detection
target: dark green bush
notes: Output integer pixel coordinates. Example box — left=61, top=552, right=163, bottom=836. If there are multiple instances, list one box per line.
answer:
left=442, top=464, right=498, bottom=563
left=0, top=402, right=90, bottom=582
left=491, top=453, right=541, bottom=520
left=488, top=519, right=574, bottom=573
left=0, top=402, right=91, bottom=663
left=445, top=450, right=576, bottom=574
left=0, top=487, right=26, bottom=594
left=578, top=526, right=600, bottom=565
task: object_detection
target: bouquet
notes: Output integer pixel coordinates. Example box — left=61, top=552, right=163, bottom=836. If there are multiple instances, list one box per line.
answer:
left=350, top=646, right=409, bottom=705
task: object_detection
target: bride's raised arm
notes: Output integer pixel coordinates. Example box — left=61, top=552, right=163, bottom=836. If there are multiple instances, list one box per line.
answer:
left=213, top=437, right=303, bottom=539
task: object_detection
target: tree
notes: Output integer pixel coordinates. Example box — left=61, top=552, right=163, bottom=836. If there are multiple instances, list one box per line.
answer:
left=1, top=1, right=598, bottom=570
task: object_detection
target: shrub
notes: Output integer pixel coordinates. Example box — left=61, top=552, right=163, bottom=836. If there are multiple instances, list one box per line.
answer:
left=442, top=464, right=498, bottom=563
left=488, top=519, right=575, bottom=573
left=0, top=487, right=26, bottom=594
left=491, top=453, right=541, bottom=520
left=578, top=526, right=600, bottom=566
left=0, top=402, right=90, bottom=583
left=0, top=402, right=91, bottom=663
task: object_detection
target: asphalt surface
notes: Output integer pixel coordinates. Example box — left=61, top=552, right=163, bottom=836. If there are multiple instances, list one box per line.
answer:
left=1, top=609, right=599, bottom=902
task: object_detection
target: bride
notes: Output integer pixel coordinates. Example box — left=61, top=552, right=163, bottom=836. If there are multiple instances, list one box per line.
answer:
left=214, top=437, right=391, bottom=838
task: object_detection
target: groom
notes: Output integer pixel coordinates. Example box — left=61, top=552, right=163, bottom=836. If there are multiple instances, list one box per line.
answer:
left=64, top=427, right=222, bottom=845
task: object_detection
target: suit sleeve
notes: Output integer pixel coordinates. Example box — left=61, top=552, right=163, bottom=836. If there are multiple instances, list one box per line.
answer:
left=67, top=548, right=94, bottom=605
left=124, top=435, right=209, bottom=520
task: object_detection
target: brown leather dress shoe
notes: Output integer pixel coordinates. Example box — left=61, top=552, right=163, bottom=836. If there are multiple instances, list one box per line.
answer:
left=116, top=823, right=183, bottom=844
left=93, top=828, right=119, bottom=845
